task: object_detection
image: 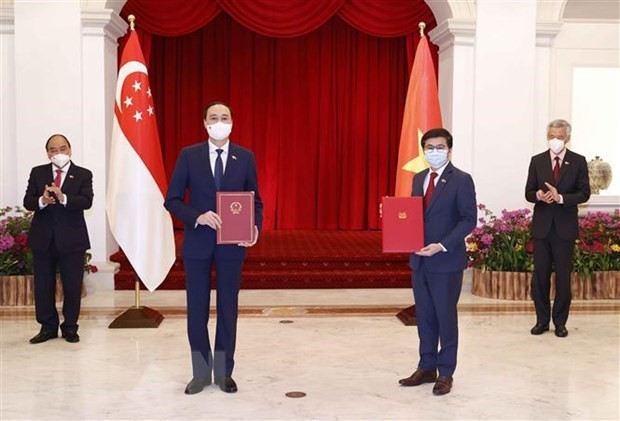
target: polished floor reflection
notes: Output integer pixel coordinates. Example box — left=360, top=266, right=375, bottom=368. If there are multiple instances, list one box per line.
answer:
left=1, top=281, right=619, bottom=420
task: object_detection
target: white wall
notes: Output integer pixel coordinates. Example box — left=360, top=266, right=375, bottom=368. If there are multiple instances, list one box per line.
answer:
left=0, top=3, right=16, bottom=207
left=572, top=67, right=620, bottom=196
left=471, top=1, right=538, bottom=214
left=13, top=0, right=84, bottom=200
left=549, top=21, right=619, bottom=206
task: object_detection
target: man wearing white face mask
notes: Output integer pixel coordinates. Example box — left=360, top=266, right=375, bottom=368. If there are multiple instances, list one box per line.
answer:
left=165, top=102, right=263, bottom=395
left=23, top=134, right=93, bottom=344
left=399, top=128, right=477, bottom=396
left=525, top=119, right=590, bottom=338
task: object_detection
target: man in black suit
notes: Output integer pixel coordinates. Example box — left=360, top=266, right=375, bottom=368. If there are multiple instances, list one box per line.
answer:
left=23, top=134, right=93, bottom=344
left=525, top=119, right=590, bottom=338
left=165, top=102, right=263, bottom=395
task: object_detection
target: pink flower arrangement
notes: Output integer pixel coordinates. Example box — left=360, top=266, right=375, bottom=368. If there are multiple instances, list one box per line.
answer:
left=466, top=204, right=533, bottom=272
left=0, top=207, right=34, bottom=275
left=467, top=204, right=620, bottom=277
left=0, top=206, right=97, bottom=275
left=573, top=210, right=620, bottom=277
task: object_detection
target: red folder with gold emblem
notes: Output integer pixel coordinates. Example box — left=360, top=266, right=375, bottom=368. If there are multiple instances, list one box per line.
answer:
left=381, top=196, right=424, bottom=253
left=216, top=192, right=255, bottom=244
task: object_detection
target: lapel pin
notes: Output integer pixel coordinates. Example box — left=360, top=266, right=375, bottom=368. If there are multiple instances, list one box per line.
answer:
left=231, top=155, right=237, bottom=160
left=69, top=175, right=74, bottom=179
left=564, top=161, right=569, bottom=165
left=441, top=179, right=446, bottom=183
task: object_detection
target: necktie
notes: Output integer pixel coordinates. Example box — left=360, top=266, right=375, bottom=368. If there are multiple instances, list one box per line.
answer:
left=553, top=157, right=561, bottom=182
left=214, top=149, right=224, bottom=190
left=424, top=172, right=438, bottom=209
left=54, top=169, right=63, bottom=187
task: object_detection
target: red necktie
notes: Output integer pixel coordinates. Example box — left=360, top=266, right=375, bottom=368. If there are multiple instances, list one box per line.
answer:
left=553, top=157, right=560, bottom=182
left=54, top=169, right=63, bottom=187
left=424, top=172, right=438, bottom=209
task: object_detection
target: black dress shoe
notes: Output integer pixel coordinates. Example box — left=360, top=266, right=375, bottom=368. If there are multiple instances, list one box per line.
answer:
left=555, top=325, right=568, bottom=337
left=62, top=330, right=80, bottom=343
left=530, top=323, right=550, bottom=335
left=399, top=368, right=437, bottom=386
left=214, top=376, right=238, bottom=393
left=184, top=377, right=212, bottom=395
left=29, top=331, right=58, bottom=344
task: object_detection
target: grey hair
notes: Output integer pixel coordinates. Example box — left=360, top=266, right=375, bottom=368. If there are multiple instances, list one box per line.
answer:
left=547, top=119, right=572, bottom=136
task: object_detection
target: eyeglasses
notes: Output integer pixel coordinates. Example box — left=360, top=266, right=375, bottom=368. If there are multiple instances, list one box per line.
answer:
left=423, top=145, right=448, bottom=152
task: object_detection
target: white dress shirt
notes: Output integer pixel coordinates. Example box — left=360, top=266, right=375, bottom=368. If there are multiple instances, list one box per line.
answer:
left=209, top=140, right=230, bottom=175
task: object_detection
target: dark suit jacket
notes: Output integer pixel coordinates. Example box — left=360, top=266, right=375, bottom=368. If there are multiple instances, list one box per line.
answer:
left=525, top=149, right=590, bottom=240
left=23, top=162, right=93, bottom=252
left=164, top=142, right=263, bottom=261
left=409, top=162, right=477, bottom=273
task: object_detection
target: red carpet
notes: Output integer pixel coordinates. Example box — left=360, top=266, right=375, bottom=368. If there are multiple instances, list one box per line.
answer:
left=111, top=230, right=411, bottom=289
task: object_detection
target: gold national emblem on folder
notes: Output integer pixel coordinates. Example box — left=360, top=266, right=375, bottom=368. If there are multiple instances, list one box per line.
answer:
left=216, top=192, right=255, bottom=244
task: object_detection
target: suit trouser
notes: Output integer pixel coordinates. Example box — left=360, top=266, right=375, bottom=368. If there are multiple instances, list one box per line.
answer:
left=184, top=256, right=243, bottom=378
left=32, top=242, right=85, bottom=333
left=532, top=223, right=575, bottom=326
left=412, top=269, right=463, bottom=378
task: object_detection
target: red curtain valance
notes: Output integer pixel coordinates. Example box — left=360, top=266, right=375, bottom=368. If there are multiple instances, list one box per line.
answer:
left=121, top=0, right=435, bottom=38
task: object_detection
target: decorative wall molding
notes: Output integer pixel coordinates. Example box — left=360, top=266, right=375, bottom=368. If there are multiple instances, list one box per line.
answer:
left=536, top=21, right=563, bottom=47
left=429, top=18, right=476, bottom=52
left=82, top=9, right=127, bottom=42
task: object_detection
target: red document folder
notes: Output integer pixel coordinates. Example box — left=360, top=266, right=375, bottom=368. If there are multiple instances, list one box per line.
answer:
left=216, top=192, right=255, bottom=244
left=381, top=196, right=424, bottom=253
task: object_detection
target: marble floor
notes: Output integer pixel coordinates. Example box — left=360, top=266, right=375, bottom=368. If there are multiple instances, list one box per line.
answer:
left=1, top=277, right=619, bottom=420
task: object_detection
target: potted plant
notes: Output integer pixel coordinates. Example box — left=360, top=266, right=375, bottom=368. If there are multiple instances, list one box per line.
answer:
left=0, top=206, right=97, bottom=305
left=467, top=204, right=619, bottom=300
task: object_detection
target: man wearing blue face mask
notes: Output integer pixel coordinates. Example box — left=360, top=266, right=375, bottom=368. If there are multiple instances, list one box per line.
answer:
left=399, top=128, right=477, bottom=396
left=23, top=134, right=93, bottom=344
left=525, top=119, right=590, bottom=338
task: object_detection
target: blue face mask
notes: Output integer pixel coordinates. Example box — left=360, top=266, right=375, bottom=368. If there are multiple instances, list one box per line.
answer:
left=424, top=149, right=449, bottom=169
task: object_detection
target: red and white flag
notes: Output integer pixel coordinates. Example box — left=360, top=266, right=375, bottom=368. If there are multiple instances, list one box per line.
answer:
left=394, top=33, right=442, bottom=197
left=106, top=29, right=175, bottom=292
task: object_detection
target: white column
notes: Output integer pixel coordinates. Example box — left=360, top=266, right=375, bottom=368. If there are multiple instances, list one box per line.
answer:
left=81, top=9, right=127, bottom=290
left=534, top=22, right=562, bottom=153
left=429, top=19, right=476, bottom=174
left=471, top=1, right=538, bottom=214
left=0, top=1, right=16, bottom=206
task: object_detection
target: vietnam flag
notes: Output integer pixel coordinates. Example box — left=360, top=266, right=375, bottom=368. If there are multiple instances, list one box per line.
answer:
left=106, top=28, right=175, bottom=292
left=394, top=33, right=442, bottom=197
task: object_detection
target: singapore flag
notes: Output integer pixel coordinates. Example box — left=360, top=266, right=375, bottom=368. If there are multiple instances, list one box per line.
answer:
left=106, top=29, right=175, bottom=292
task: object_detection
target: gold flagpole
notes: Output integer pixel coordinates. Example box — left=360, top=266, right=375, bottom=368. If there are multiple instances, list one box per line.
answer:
left=108, top=14, right=164, bottom=329
left=396, top=21, right=432, bottom=327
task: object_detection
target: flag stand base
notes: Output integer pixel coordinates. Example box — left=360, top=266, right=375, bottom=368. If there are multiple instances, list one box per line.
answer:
left=108, top=306, right=163, bottom=328
left=396, top=305, right=417, bottom=326
left=108, top=278, right=164, bottom=328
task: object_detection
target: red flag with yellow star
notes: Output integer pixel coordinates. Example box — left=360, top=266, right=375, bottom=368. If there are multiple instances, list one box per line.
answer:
left=394, top=34, right=442, bottom=197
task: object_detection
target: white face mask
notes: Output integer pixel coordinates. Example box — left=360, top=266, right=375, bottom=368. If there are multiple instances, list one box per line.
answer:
left=424, top=149, right=449, bottom=169
left=548, top=138, right=565, bottom=155
left=205, top=121, right=232, bottom=141
left=50, top=153, right=70, bottom=168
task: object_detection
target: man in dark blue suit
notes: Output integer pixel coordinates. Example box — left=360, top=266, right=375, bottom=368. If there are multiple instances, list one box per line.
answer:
left=165, top=102, right=263, bottom=395
left=24, top=134, right=93, bottom=344
left=399, top=128, right=477, bottom=396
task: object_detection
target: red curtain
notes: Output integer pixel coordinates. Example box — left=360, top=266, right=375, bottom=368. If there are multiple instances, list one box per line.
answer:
left=120, top=0, right=437, bottom=230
